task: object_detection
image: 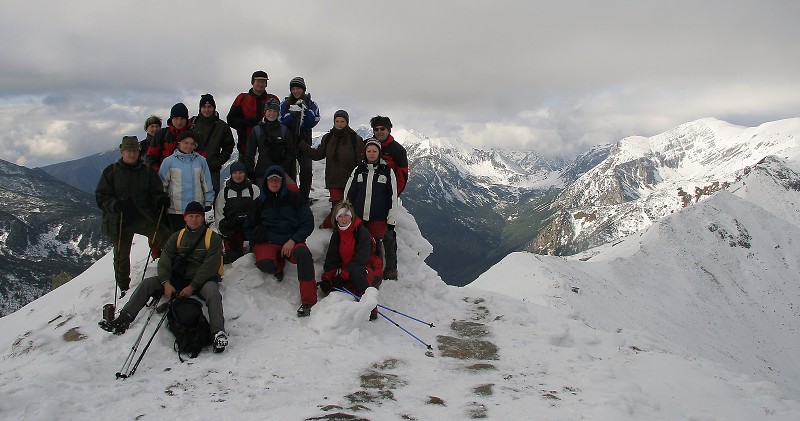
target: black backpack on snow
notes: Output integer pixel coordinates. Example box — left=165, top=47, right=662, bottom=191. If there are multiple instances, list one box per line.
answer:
left=167, top=297, right=213, bottom=361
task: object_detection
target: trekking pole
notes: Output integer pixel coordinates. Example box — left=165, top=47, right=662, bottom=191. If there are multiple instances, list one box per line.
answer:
left=378, top=310, right=432, bottom=350
left=333, top=287, right=433, bottom=349
left=113, top=213, right=124, bottom=305
left=131, top=204, right=166, bottom=291
left=123, top=307, right=169, bottom=378
left=333, top=287, right=435, bottom=327
left=115, top=296, right=162, bottom=379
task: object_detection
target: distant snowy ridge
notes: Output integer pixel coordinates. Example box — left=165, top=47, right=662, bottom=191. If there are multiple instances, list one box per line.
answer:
left=531, top=117, right=800, bottom=255
left=472, top=155, right=800, bottom=399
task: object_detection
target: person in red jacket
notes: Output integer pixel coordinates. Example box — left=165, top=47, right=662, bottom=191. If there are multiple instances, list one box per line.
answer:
left=369, top=116, right=408, bottom=280
left=318, top=201, right=383, bottom=320
left=227, top=70, right=279, bottom=162
left=146, top=103, right=192, bottom=171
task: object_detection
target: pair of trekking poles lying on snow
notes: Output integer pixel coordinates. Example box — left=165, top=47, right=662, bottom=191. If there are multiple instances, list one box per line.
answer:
left=333, top=287, right=436, bottom=350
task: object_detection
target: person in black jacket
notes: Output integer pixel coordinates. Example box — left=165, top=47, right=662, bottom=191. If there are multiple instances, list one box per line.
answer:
left=213, top=162, right=260, bottom=263
left=96, top=136, right=172, bottom=292
left=244, top=165, right=317, bottom=317
left=344, top=139, right=398, bottom=245
left=244, top=99, right=298, bottom=189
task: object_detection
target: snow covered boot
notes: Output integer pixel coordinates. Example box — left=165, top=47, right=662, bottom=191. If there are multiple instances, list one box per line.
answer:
left=297, top=304, right=313, bottom=317
left=213, top=331, right=228, bottom=353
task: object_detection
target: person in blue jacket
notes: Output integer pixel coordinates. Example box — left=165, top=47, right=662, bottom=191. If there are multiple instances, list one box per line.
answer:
left=280, top=76, right=320, bottom=199
left=158, top=131, right=215, bottom=231
left=244, top=165, right=318, bottom=317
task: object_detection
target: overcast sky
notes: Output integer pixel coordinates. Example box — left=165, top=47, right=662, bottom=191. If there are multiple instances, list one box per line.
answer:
left=1, top=0, right=798, bottom=167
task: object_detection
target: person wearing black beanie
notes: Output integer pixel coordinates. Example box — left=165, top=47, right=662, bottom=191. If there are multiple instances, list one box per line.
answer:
left=191, top=93, right=235, bottom=196
left=280, top=76, right=320, bottom=200
left=145, top=103, right=193, bottom=171
left=297, top=109, right=363, bottom=229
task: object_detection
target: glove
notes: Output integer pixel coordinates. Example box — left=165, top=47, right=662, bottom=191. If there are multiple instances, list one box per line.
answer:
left=218, top=220, right=233, bottom=238
left=156, top=196, right=170, bottom=210
left=204, top=205, right=212, bottom=212
left=321, top=270, right=337, bottom=283
left=250, top=225, right=267, bottom=243
left=114, top=198, right=136, bottom=214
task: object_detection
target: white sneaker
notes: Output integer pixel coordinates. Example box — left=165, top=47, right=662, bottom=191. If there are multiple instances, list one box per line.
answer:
left=213, top=331, right=228, bottom=353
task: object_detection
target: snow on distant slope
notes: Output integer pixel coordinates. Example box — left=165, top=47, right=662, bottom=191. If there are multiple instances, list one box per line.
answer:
left=472, top=158, right=800, bottom=400
left=1, top=158, right=799, bottom=419
left=532, top=117, right=800, bottom=255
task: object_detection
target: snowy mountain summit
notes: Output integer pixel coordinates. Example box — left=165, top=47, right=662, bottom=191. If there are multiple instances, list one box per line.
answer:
left=2, top=126, right=800, bottom=419
left=532, top=118, right=800, bottom=255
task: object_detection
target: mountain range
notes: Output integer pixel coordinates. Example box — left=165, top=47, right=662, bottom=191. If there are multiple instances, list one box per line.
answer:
left=0, top=159, right=110, bottom=316
left=32, top=118, right=800, bottom=291
left=1, top=146, right=799, bottom=419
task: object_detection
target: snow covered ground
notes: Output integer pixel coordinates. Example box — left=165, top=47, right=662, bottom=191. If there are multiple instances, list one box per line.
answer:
left=2, top=160, right=800, bottom=420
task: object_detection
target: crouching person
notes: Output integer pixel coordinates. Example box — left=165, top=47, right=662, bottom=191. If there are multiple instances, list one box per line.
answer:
left=214, top=161, right=260, bottom=263
left=319, top=201, right=383, bottom=320
left=107, top=202, right=228, bottom=353
left=244, top=165, right=317, bottom=317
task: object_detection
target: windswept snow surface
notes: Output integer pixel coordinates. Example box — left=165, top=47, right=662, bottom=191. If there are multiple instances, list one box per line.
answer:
left=472, top=161, right=800, bottom=418
left=1, top=161, right=799, bottom=420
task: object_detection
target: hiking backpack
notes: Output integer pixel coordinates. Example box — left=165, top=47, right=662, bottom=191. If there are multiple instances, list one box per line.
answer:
left=167, top=297, right=213, bottom=361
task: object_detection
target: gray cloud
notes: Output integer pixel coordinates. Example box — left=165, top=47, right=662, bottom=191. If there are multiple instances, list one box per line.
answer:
left=1, top=0, right=798, bottom=167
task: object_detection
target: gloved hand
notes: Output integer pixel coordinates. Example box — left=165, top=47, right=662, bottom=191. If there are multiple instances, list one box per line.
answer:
left=204, top=205, right=212, bottom=212
left=250, top=225, right=267, bottom=243
left=156, top=196, right=170, bottom=210
left=218, top=220, right=233, bottom=238
left=114, top=198, right=136, bottom=214
left=321, top=270, right=337, bottom=283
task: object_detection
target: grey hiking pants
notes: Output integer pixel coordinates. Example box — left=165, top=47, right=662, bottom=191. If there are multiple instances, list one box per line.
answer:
left=122, top=275, right=225, bottom=335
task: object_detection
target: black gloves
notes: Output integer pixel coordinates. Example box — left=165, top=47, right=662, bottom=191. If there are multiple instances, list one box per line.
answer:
left=204, top=205, right=212, bottom=212
left=114, top=198, right=136, bottom=214
left=156, top=196, right=170, bottom=210
left=250, top=225, right=267, bottom=243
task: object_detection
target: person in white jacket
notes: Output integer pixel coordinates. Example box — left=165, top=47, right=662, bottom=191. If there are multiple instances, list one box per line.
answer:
left=213, top=161, right=260, bottom=263
left=158, top=131, right=215, bottom=232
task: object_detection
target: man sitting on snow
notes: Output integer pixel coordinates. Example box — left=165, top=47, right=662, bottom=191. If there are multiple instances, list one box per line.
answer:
left=105, top=201, right=228, bottom=353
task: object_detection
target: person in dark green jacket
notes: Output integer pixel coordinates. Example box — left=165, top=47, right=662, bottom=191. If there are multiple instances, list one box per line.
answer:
left=96, top=136, right=172, bottom=292
left=108, top=201, right=229, bottom=353
left=191, top=94, right=235, bottom=196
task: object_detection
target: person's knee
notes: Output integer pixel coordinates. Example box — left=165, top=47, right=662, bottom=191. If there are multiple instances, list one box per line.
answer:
left=256, top=258, right=277, bottom=274
left=293, top=245, right=312, bottom=262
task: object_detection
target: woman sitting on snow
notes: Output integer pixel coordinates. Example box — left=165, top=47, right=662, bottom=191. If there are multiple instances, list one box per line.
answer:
left=318, top=201, right=383, bottom=320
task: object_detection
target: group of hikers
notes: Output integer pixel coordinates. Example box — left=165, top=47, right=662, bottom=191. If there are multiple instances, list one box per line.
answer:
left=95, top=70, right=409, bottom=354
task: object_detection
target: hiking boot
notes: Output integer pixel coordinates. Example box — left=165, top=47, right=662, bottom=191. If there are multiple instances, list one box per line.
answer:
left=297, top=304, right=313, bottom=317
left=369, top=307, right=378, bottom=321
left=275, top=271, right=284, bottom=282
left=383, top=268, right=398, bottom=280
left=108, top=311, right=133, bottom=334
left=213, top=331, right=228, bottom=353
